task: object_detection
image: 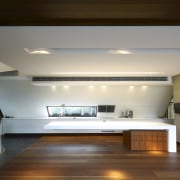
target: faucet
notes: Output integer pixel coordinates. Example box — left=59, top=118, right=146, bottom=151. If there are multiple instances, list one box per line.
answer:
left=126, top=109, right=133, bottom=118
left=120, top=109, right=133, bottom=118
left=60, top=104, right=65, bottom=117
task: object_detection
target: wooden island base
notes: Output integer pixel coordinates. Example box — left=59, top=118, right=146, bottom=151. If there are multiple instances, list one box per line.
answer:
left=123, top=130, right=168, bottom=151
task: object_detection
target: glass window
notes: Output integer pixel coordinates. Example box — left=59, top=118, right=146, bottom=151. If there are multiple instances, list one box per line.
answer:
left=47, top=106, right=97, bottom=117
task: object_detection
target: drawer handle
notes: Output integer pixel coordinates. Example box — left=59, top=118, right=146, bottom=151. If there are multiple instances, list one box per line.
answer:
left=101, top=130, right=115, bottom=132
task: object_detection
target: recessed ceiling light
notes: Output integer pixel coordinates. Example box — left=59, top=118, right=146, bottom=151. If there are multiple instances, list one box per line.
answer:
left=24, top=48, right=51, bottom=55
left=109, top=49, right=132, bottom=55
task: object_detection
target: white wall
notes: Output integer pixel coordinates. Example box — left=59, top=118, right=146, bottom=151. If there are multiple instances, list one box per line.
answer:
left=0, top=79, right=172, bottom=119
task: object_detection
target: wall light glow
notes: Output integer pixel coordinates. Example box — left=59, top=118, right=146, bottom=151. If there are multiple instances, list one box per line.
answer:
left=129, top=86, right=135, bottom=92
left=51, top=85, right=56, bottom=91
left=63, top=85, right=70, bottom=89
left=142, top=85, right=147, bottom=88
left=89, top=85, right=95, bottom=89
left=142, top=85, right=148, bottom=91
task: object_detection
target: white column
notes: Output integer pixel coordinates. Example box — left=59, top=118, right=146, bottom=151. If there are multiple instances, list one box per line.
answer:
left=0, top=119, right=2, bottom=153
left=168, top=126, right=177, bottom=152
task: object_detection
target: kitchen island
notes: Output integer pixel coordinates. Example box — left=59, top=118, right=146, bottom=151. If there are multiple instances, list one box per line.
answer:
left=2, top=117, right=176, bottom=152
left=44, top=118, right=176, bottom=152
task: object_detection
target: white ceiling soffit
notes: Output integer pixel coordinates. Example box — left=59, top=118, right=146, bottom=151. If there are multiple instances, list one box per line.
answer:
left=1, top=26, right=180, bottom=48
left=24, top=48, right=180, bottom=55
left=0, top=26, right=180, bottom=78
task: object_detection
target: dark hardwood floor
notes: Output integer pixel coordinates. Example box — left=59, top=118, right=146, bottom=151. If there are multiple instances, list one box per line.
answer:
left=0, top=134, right=41, bottom=167
left=0, top=134, right=180, bottom=180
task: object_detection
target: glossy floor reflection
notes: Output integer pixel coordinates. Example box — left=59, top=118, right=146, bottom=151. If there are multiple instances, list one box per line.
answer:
left=0, top=134, right=41, bottom=166
left=0, top=134, right=180, bottom=180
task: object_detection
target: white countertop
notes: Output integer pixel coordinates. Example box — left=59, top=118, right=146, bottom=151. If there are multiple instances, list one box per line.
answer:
left=3, top=116, right=173, bottom=123
left=43, top=119, right=176, bottom=152
left=44, top=119, right=174, bottom=130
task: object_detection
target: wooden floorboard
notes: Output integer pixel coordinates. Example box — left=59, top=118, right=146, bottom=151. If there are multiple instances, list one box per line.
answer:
left=0, top=134, right=180, bottom=180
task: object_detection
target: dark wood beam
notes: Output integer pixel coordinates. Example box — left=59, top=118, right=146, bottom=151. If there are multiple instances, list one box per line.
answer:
left=0, top=0, right=180, bottom=25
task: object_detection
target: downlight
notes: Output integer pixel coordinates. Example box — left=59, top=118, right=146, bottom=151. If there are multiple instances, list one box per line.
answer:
left=109, top=49, right=132, bottom=54
left=24, top=48, right=51, bottom=55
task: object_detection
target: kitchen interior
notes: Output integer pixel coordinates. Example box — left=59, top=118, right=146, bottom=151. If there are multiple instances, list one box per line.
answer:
left=0, top=27, right=180, bottom=154
left=1, top=1, right=180, bottom=179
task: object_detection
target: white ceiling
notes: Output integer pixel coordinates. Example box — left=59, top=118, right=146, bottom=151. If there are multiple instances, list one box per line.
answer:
left=0, top=26, right=180, bottom=77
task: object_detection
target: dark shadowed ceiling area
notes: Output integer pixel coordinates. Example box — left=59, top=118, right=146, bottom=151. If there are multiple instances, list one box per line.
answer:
left=0, top=0, right=180, bottom=26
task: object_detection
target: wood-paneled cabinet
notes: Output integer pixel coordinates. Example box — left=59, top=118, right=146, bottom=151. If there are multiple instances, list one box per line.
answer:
left=123, top=130, right=167, bottom=151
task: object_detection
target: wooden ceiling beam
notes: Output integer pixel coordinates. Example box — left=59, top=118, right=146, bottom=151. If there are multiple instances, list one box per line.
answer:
left=0, top=0, right=180, bottom=25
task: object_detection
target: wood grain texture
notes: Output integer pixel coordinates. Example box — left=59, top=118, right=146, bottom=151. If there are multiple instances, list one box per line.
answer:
left=0, top=0, right=180, bottom=25
left=0, top=134, right=180, bottom=180
left=124, top=130, right=167, bottom=151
